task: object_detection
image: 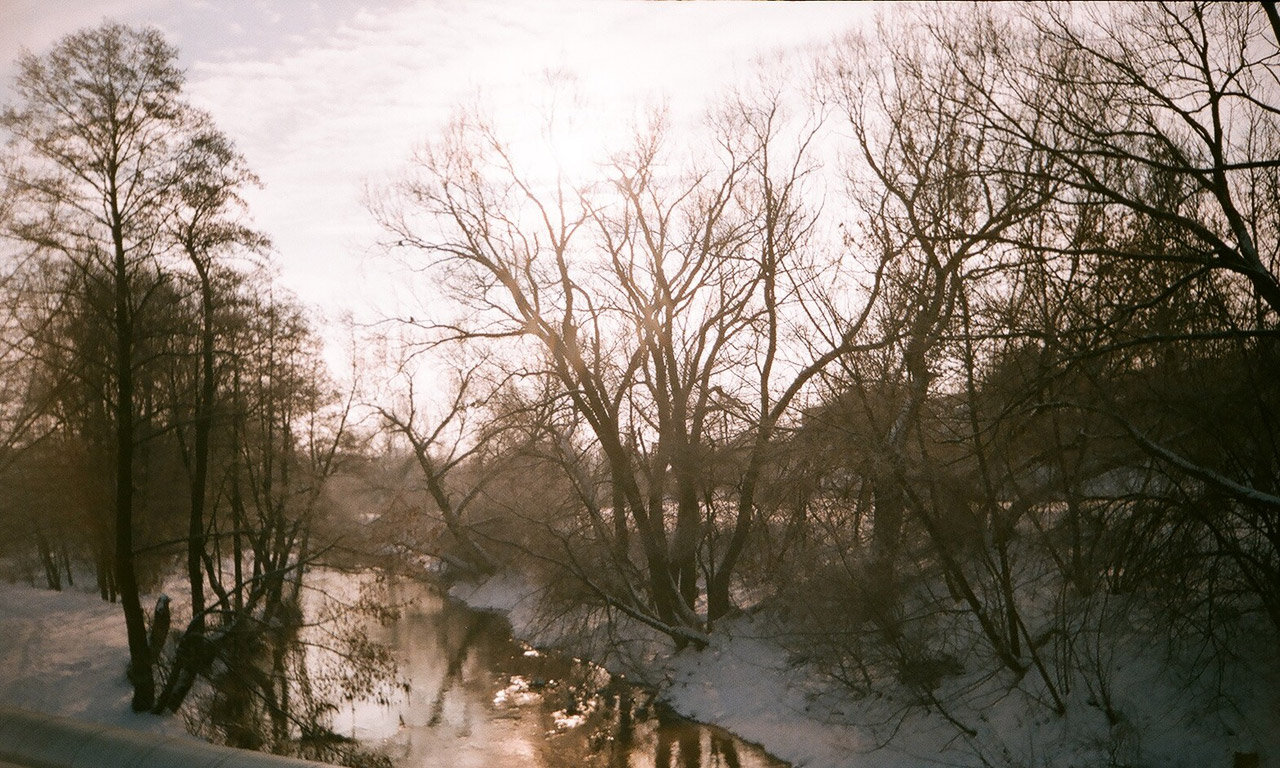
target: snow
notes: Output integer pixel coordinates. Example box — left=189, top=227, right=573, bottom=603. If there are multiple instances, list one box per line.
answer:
left=448, top=572, right=870, bottom=766
left=658, top=623, right=866, bottom=767
left=450, top=570, right=541, bottom=621
left=448, top=572, right=1280, bottom=768
left=491, top=676, right=542, bottom=708
left=0, top=581, right=190, bottom=739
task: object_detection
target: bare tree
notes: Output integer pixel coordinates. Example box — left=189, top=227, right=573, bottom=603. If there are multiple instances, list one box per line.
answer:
left=2, top=23, right=192, bottom=710
left=813, top=16, right=1070, bottom=718
left=944, top=1, right=1280, bottom=634
left=782, top=7, right=1280, bottom=755
left=373, top=356, right=502, bottom=576
left=165, top=124, right=269, bottom=668
left=374, top=74, right=901, bottom=648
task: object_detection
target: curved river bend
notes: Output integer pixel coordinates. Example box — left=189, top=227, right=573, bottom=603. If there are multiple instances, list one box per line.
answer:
left=331, top=577, right=788, bottom=768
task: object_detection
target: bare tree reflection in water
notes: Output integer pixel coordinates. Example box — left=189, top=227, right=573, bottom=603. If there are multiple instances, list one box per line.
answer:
left=646, top=702, right=746, bottom=768
left=189, top=578, right=398, bottom=768
left=426, top=610, right=495, bottom=727
left=358, top=578, right=787, bottom=768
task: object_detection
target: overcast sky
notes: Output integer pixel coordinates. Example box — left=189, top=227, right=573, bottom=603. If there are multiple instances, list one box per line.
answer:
left=2, top=0, right=875, bottom=326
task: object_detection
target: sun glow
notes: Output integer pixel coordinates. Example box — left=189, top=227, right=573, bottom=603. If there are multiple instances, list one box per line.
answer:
left=480, top=71, right=645, bottom=197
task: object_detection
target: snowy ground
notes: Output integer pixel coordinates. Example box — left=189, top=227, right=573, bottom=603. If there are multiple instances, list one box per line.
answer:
left=453, top=573, right=869, bottom=766
left=0, top=581, right=189, bottom=739
left=453, top=573, right=1280, bottom=768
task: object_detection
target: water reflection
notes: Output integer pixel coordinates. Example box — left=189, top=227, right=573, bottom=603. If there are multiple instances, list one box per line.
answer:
left=342, top=579, right=788, bottom=768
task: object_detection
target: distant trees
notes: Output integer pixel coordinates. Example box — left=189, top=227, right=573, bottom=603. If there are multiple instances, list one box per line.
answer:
left=372, top=357, right=504, bottom=577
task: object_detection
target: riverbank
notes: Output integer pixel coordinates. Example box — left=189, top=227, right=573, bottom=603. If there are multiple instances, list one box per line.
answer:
left=451, top=570, right=1280, bottom=768
left=452, top=573, right=862, bottom=767
left=0, top=582, right=189, bottom=738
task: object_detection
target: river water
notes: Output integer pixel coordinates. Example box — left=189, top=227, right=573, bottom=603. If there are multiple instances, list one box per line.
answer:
left=326, top=577, right=789, bottom=768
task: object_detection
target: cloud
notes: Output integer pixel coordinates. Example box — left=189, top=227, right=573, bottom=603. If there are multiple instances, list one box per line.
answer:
left=0, top=0, right=170, bottom=96
left=3, top=0, right=876, bottom=320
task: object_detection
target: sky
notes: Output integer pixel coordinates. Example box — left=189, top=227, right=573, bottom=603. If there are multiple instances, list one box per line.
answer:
left=1, top=0, right=876, bottom=333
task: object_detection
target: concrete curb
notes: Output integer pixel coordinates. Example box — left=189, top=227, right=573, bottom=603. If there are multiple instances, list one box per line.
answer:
left=0, top=707, right=332, bottom=768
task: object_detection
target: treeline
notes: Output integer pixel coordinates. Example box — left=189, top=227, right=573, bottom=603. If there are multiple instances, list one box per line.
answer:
left=0, top=23, right=367, bottom=756
left=370, top=2, right=1280, bottom=756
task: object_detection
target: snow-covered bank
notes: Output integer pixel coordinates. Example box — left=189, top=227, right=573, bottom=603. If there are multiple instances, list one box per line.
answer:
left=452, top=572, right=1280, bottom=768
left=452, top=573, right=863, bottom=766
left=0, top=582, right=189, bottom=739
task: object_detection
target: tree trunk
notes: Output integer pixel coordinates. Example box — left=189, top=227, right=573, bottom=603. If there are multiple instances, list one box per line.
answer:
left=112, top=205, right=153, bottom=712
left=187, top=260, right=216, bottom=639
left=36, top=530, right=61, bottom=591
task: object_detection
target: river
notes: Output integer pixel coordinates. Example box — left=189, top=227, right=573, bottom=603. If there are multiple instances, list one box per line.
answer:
left=321, top=576, right=789, bottom=768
